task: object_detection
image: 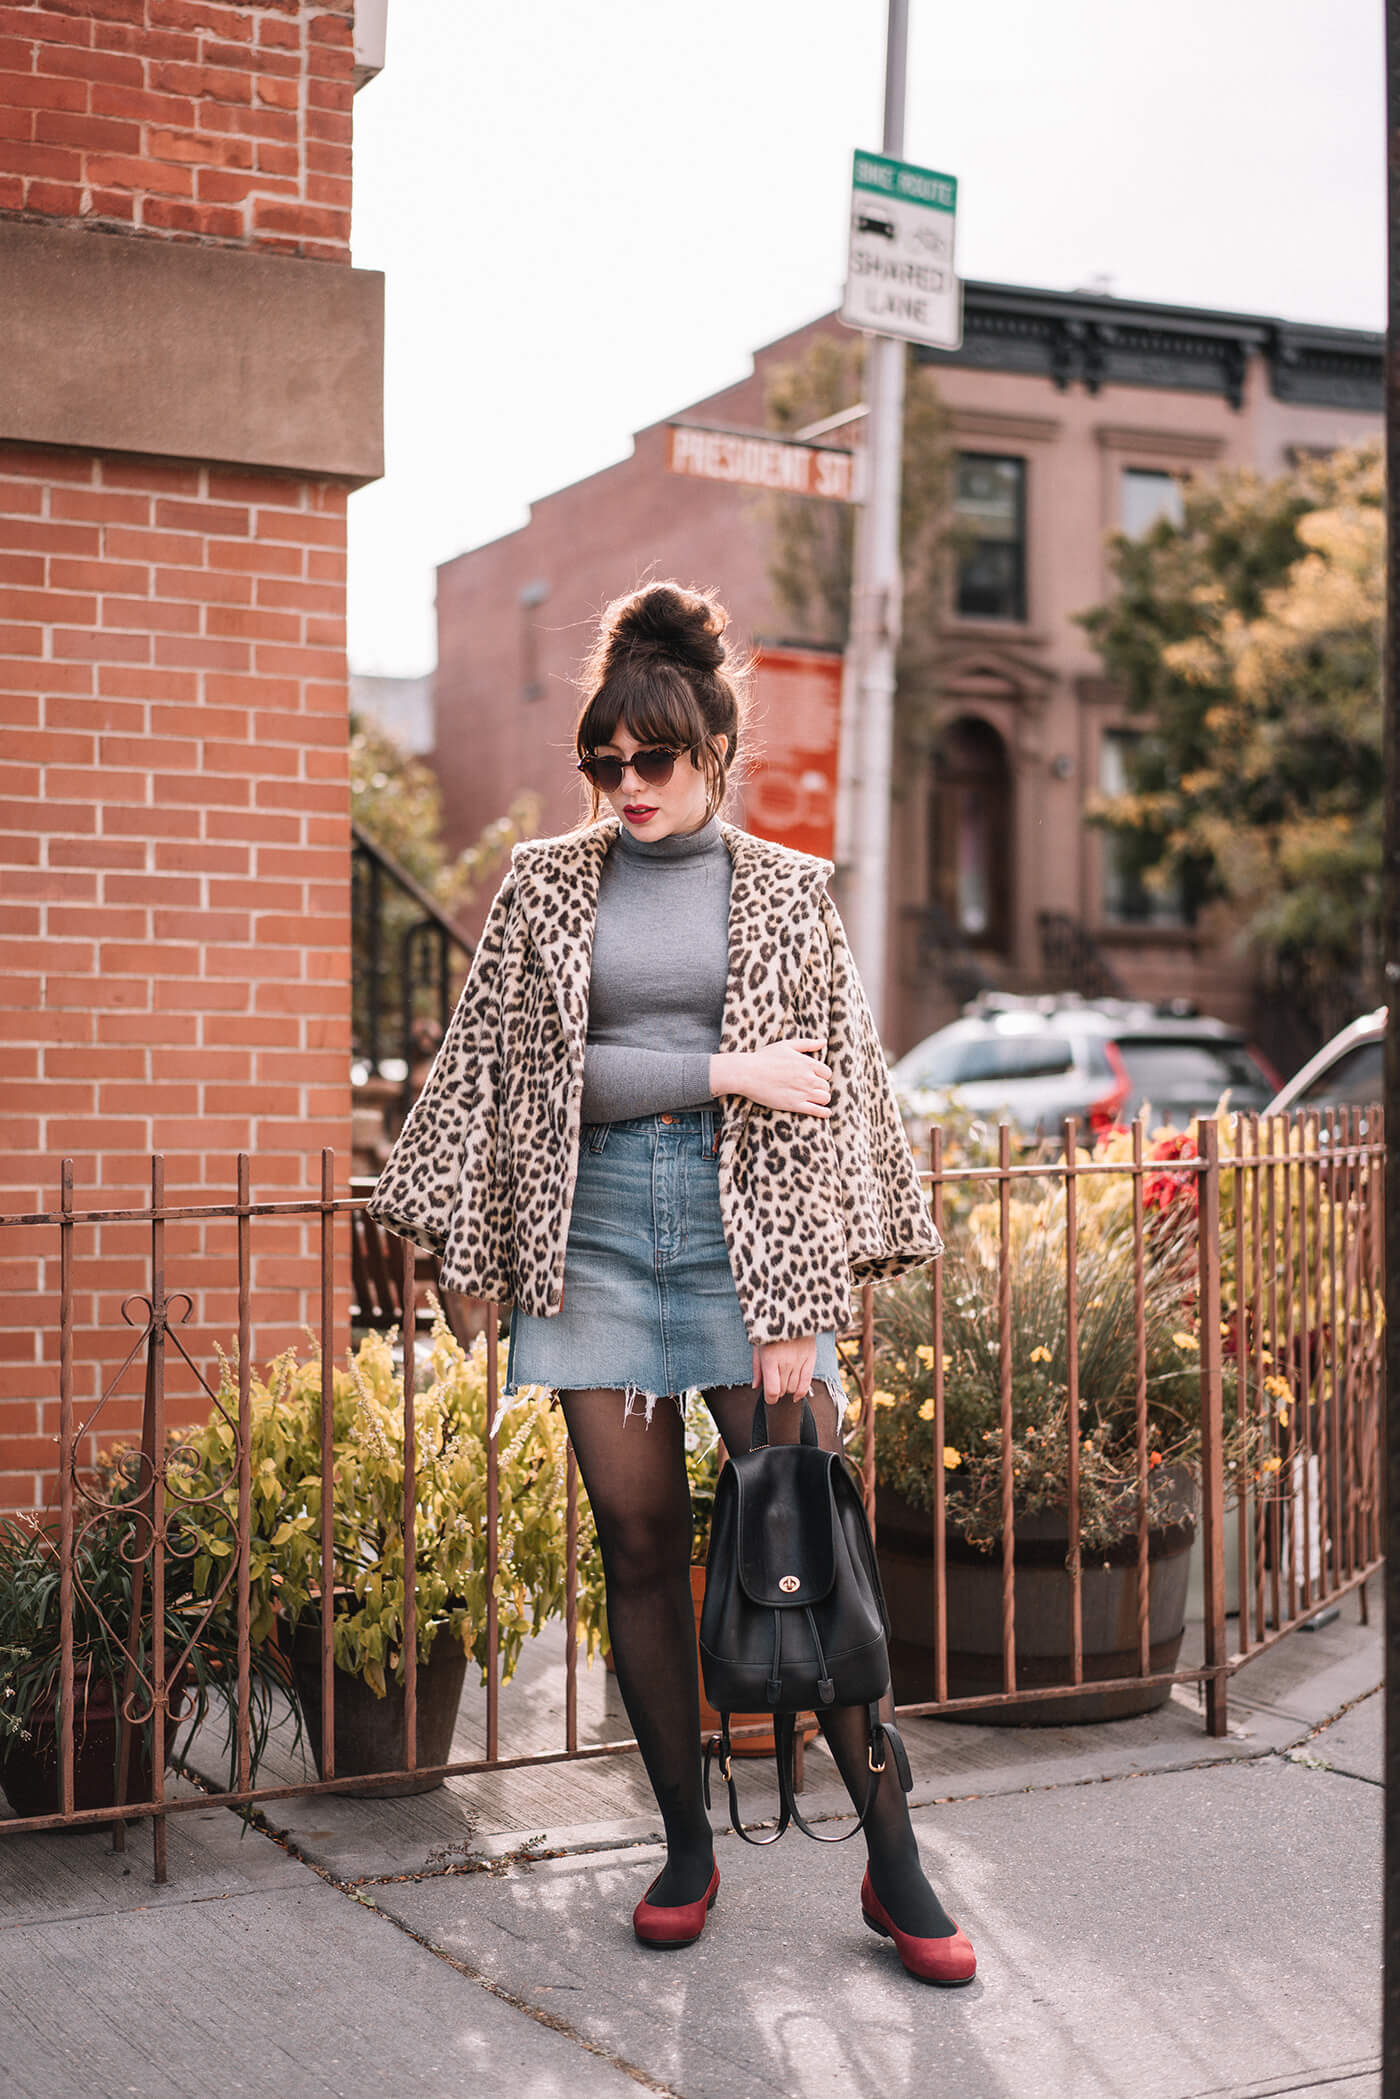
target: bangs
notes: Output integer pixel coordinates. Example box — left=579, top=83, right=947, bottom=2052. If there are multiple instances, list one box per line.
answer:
left=576, top=662, right=705, bottom=756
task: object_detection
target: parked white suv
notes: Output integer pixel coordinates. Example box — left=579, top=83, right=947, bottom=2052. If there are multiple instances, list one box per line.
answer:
left=891, top=992, right=1278, bottom=1146
left=1264, top=1007, right=1386, bottom=1119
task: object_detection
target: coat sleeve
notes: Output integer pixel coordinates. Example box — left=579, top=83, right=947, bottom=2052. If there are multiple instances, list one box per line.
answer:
left=819, top=888, right=943, bottom=1282
left=364, top=868, right=516, bottom=1275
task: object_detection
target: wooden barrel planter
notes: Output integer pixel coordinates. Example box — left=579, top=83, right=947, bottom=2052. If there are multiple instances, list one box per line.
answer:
left=875, top=1478, right=1198, bottom=1726
left=288, top=1622, right=468, bottom=1797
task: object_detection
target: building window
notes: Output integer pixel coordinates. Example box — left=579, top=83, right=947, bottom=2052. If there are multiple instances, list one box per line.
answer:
left=1120, top=467, right=1184, bottom=538
left=1099, top=728, right=1187, bottom=925
left=954, top=455, right=1026, bottom=621
left=930, top=716, right=1012, bottom=949
left=519, top=578, right=549, bottom=700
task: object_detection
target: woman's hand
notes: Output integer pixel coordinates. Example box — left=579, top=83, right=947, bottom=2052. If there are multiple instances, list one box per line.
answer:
left=752, top=1336, right=818, bottom=1405
left=710, top=1038, right=832, bottom=1116
left=439, top=1287, right=480, bottom=1355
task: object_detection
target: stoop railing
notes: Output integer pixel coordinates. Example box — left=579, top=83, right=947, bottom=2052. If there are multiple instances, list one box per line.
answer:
left=0, top=1108, right=1383, bottom=1881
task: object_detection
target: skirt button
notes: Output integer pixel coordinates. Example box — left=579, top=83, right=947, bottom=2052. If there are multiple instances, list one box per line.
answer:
left=659, top=1113, right=674, bottom=1123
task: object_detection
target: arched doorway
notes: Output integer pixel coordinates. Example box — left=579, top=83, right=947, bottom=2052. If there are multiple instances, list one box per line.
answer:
left=929, top=716, right=1013, bottom=952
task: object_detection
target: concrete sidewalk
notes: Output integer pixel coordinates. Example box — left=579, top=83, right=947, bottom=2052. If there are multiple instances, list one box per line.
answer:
left=3, top=1578, right=1383, bottom=2099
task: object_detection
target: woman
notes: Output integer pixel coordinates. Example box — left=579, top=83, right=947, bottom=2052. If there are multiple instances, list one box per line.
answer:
left=368, top=582, right=975, bottom=1985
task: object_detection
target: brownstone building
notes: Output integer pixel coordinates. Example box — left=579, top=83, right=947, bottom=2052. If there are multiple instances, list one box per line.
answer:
left=433, top=284, right=1380, bottom=1059
left=0, top=1, right=384, bottom=1508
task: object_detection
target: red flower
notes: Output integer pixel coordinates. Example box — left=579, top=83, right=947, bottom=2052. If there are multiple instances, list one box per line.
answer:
left=1143, top=1133, right=1200, bottom=1216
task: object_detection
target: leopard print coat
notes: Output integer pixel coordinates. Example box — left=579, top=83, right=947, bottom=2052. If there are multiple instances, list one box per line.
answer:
left=366, top=815, right=942, bottom=1347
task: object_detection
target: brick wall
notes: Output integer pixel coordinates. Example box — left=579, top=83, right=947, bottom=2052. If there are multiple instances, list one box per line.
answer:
left=0, top=3, right=366, bottom=1511
left=0, top=0, right=352, bottom=257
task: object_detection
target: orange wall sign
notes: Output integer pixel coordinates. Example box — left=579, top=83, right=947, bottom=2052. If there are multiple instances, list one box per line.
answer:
left=740, top=646, right=844, bottom=863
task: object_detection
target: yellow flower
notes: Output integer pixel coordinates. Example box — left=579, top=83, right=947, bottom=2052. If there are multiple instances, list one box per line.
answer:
left=1277, top=1404, right=1290, bottom=1425
left=1029, top=1344, right=1052, bottom=1365
left=1263, top=1374, right=1291, bottom=1401
left=1261, top=1456, right=1282, bottom=1474
left=872, top=1389, right=897, bottom=1409
left=943, top=1447, right=962, bottom=1469
left=917, top=1397, right=936, bottom=1422
left=915, top=1344, right=935, bottom=1367
left=1172, top=1332, right=1198, bottom=1352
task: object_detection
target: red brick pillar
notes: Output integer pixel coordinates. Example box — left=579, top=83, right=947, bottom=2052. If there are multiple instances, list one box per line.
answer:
left=0, top=3, right=384, bottom=1509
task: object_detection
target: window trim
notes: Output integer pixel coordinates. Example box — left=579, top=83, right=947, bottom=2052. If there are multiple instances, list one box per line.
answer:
left=952, top=451, right=1027, bottom=624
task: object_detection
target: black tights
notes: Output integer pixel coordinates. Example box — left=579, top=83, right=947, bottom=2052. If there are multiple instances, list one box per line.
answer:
left=558, top=1380, right=955, bottom=1934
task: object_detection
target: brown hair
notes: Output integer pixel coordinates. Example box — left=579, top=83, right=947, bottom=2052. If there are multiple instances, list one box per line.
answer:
left=574, top=581, right=750, bottom=822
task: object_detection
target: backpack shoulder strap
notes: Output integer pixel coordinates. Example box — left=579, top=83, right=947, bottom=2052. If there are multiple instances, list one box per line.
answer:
left=783, top=1706, right=914, bottom=1844
left=703, top=1718, right=791, bottom=1846
left=704, top=1708, right=914, bottom=1848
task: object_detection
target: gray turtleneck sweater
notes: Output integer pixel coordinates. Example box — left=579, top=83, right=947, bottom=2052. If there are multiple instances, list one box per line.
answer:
left=580, top=814, right=731, bottom=1123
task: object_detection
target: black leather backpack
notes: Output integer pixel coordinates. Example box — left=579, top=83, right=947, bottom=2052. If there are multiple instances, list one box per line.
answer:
left=698, top=1396, right=912, bottom=1844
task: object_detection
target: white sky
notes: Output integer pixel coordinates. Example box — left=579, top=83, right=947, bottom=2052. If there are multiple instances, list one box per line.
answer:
left=346, top=0, right=1386, bottom=677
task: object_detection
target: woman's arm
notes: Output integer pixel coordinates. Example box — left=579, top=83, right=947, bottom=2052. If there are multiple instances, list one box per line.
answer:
left=578, top=1038, right=836, bottom=1124
left=366, top=868, right=516, bottom=1262
left=580, top=1044, right=716, bottom=1123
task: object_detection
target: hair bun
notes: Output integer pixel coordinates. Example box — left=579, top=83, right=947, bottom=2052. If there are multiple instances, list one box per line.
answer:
left=603, top=583, right=726, bottom=679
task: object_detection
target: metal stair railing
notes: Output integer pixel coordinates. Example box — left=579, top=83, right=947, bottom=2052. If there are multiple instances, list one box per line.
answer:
left=351, top=822, right=475, bottom=1133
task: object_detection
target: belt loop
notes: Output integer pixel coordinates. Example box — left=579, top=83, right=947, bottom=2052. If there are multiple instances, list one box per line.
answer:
left=703, top=1105, right=720, bottom=1157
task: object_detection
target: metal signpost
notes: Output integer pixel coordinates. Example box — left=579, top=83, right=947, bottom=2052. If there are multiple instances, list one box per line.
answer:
left=835, top=0, right=961, bottom=1036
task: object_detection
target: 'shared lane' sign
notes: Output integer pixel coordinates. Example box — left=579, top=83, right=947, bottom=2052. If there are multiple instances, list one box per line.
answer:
left=666, top=423, right=856, bottom=503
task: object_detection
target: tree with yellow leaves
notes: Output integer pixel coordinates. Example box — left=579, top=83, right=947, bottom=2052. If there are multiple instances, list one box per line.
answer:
left=1080, top=442, right=1383, bottom=1045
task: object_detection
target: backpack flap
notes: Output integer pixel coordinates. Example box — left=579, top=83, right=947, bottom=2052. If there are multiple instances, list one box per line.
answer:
left=733, top=1445, right=839, bottom=1609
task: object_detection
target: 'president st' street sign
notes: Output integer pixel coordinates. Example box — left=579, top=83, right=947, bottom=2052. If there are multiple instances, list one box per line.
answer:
left=666, top=423, right=858, bottom=502
left=840, top=149, right=961, bottom=351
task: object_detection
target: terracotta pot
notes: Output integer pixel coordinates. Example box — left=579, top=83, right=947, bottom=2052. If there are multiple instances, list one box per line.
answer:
left=0, top=1664, right=191, bottom=1821
left=875, top=1477, right=1198, bottom=1726
left=288, top=1621, right=468, bottom=1797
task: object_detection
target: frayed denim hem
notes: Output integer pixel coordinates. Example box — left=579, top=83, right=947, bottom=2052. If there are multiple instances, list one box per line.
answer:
left=493, top=1370, right=848, bottom=1436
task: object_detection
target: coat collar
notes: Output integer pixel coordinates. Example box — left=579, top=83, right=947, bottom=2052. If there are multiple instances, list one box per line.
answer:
left=510, top=817, right=833, bottom=1066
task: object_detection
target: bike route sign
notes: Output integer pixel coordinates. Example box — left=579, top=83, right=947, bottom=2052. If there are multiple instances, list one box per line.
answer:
left=840, top=149, right=961, bottom=351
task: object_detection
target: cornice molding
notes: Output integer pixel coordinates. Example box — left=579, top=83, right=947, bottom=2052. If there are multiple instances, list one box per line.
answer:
left=948, top=408, right=1063, bottom=445
left=919, top=281, right=1382, bottom=416
left=1094, top=424, right=1226, bottom=461
left=934, top=639, right=1057, bottom=693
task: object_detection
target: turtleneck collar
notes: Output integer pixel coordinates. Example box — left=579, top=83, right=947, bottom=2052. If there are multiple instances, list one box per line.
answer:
left=613, top=812, right=724, bottom=863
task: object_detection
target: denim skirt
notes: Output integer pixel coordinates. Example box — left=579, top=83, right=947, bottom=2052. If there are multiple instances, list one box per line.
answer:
left=504, top=1106, right=846, bottom=1419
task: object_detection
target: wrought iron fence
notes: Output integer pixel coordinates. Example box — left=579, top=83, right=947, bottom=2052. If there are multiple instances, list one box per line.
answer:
left=0, top=1108, right=1382, bottom=1882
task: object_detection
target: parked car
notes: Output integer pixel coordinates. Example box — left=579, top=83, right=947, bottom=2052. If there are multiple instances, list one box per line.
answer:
left=1264, top=1007, right=1386, bottom=1120
left=890, top=993, right=1278, bottom=1146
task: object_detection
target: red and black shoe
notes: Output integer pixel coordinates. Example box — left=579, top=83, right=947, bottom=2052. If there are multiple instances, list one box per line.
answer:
left=632, top=1860, right=720, bottom=1949
left=860, top=1867, right=977, bottom=1986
